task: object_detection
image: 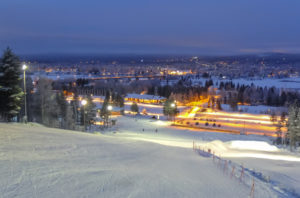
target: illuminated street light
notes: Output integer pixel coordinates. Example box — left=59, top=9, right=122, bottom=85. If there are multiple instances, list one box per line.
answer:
left=106, top=105, right=113, bottom=128
left=170, top=102, right=176, bottom=123
left=22, top=64, right=28, bottom=70
left=81, top=99, right=87, bottom=106
left=81, top=99, right=87, bottom=131
left=22, top=64, right=28, bottom=123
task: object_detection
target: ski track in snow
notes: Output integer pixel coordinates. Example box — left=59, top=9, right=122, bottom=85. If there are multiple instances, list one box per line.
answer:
left=112, top=116, right=300, bottom=197
left=1, top=118, right=299, bottom=198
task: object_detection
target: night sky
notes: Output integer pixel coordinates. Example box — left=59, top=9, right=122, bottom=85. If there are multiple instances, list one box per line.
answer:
left=1, top=0, right=300, bottom=55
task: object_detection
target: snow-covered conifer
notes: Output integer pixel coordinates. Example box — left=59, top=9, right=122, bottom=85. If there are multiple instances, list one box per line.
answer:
left=0, top=48, right=23, bottom=121
left=287, top=102, right=300, bottom=150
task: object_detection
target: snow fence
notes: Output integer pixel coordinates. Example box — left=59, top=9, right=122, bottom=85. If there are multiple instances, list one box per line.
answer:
left=192, top=141, right=299, bottom=198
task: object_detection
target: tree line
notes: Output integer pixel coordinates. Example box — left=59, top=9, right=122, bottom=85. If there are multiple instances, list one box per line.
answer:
left=0, top=48, right=125, bottom=130
left=0, top=48, right=299, bottom=149
left=219, top=81, right=300, bottom=107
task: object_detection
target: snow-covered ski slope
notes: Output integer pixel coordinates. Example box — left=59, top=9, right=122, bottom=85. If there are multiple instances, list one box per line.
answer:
left=1, top=118, right=299, bottom=198
left=113, top=116, right=300, bottom=197
left=0, top=123, right=251, bottom=198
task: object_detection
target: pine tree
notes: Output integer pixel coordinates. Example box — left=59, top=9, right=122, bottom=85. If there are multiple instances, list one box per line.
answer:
left=0, top=48, right=23, bottom=121
left=216, top=99, right=222, bottom=110
left=163, top=99, right=179, bottom=120
left=72, top=91, right=80, bottom=125
left=270, top=111, right=277, bottom=124
left=22, top=76, right=34, bottom=122
left=287, top=102, right=300, bottom=151
left=65, top=104, right=76, bottom=130
left=56, top=91, right=68, bottom=128
left=33, top=78, right=59, bottom=127
left=229, top=96, right=238, bottom=111
left=269, top=111, right=283, bottom=144
left=84, top=95, right=96, bottom=128
left=130, top=102, right=139, bottom=114
left=101, top=92, right=111, bottom=127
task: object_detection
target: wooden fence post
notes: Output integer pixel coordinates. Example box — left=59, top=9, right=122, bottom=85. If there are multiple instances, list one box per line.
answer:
left=250, top=177, right=255, bottom=198
left=223, top=160, right=228, bottom=173
left=230, top=166, right=235, bottom=179
left=193, top=141, right=194, bottom=151
left=239, top=165, right=244, bottom=182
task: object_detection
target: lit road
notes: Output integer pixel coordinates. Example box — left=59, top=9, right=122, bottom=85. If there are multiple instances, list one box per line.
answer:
left=176, top=107, right=284, bottom=137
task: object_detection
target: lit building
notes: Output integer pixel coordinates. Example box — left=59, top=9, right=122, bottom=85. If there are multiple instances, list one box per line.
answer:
left=125, top=94, right=166, bottom=104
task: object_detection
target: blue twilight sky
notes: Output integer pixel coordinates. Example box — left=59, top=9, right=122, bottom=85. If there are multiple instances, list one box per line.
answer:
left=0, top=0, right=300, bottom=55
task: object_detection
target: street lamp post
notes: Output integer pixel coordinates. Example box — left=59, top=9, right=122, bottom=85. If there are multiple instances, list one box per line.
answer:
left=171, top=103, right=176, bottom=123
left=22, top=64, right=28, bottom=123
left=81, top=99, right=87, bottom=131
left=107, top=105, right=112, bottom=127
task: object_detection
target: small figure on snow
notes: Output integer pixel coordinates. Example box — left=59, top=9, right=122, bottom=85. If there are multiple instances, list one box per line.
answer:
left=155, top=129, right=158, bottom=133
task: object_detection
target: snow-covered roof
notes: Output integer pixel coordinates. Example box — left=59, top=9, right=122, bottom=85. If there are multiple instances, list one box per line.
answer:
left=125, top=93, right=166, bottom=100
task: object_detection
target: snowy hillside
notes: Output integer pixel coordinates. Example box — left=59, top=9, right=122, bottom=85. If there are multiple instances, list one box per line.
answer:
left=1, top=119, right=299, bottom=197
left=0, top=123, right=251, bottom=198
left=112, top=116, right=300, bottom=197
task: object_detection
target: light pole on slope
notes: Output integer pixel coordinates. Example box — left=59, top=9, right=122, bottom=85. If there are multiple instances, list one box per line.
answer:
left=22, top=64, right=28, bottom=123
left=81, top=99, right=87, bottom=131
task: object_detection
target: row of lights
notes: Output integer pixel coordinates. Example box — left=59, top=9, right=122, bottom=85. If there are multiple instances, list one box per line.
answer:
left=81, top=99, right=112, bottom=111
left=81, top=99, right=113, bottom=131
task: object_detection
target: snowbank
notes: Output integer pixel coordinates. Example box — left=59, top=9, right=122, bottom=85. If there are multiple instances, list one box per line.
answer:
left=229, top=141, right=279, bottom=152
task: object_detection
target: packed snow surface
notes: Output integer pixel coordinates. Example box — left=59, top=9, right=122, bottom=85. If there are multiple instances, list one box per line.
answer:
left=1, top=116, right=300, bottom=197
left=113, top=116, right=300, bottom=197
left=1, top=123, right=252, bottom=198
